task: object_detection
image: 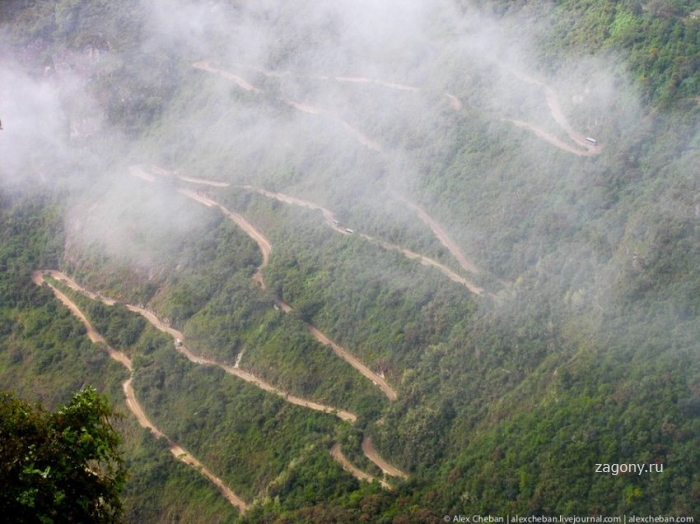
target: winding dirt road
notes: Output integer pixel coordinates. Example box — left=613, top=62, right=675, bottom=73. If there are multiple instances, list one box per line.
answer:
left=396, top=197, right=480, bottom=275
left=140, top=171, right=484, bottom=296
left=362, top=437, right=408, bottom=479
left=32, top=271, right=129, bottom=370
left=38, top=269, right=117, bottom=305
left=230, top=62, right=599, bottom=157
left=308, top=324, right=397, bottom=401
left=193, top=61, right=382, bottom=153
left=39, top=269, right=357, bottom=423
left=509, top=119, right=595, bottom=156
left=148, top=164, right=230, bottom=188
left=33, top=272, right=248, bottom=513
left=361, top=234, right=484, bottom=295
left=38, top=270, right=407, bottom=480
left=273, top=298, right=397, bottom=400
left=240, top=185, right=483, bottom=295
left=136, top=166, right=398, bottom=401
left=177, top=175, right=229, bottom=187
left=122, top=378, right=247, bottom=511
left=249, top=62, right=461, bottom=113
left=176, top=188, right=272, bottom=287
left=192, top=60, right=261, bottom=93
left=509, top=69, right=601, bottom=156
left=242, top=185, right=345, bottom=233
left=330, top=444, right=392, bottom=490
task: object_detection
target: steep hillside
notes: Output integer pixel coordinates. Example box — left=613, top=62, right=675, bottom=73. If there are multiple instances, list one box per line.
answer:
left=1, top=0, right=698, bottom=522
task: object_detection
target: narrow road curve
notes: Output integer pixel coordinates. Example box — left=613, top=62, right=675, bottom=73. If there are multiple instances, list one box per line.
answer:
left=362, top=437, right=408, bottom=479
left=509, top=119, right=596, bottom=157
left=150, top=164, right=230, bottom=188
left=509, top=69, right=601, bottom=156
left=308, top=324, right=397, bottom=401
left=396, top=196, right=480, bottom=275
left=271, top=296, right=397, bottom=400
left=192, top=60, right=261, bottom=93
left=33, top=272, right=247, bottom=513
left=241, top=185, right=483, bottom=296
left=242, top=185, right=345, bottom=233
left=235, top=62, right=599, bottom=157
left=37, top=269, right=117, bottom=305
left=193, top=61, right=382, bottom=153
left=336, top=119, right=383, bottom=152
left=122, top=378, right=247, bottom=511
left=135, top=166, right=397, bottom=401
left=32, top=271, right=129, bottom=370
left=445, top=93, right=462, bottom=110
left=40, top=269, right=356, bottom=423
left=176, top=188, right=272, bottom=288
left=330, top=443, right=392, bottom=490
left=177, top=175, right=229, bottom=187
left=361, top=234, right=484, bottom=295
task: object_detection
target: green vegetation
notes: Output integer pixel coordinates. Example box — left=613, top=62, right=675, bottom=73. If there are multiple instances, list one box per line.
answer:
left=1, top=0, right=699, bottom=521
left=0, top=387, right=126, bottom=523
left=122, top=432, right=240, bottom=523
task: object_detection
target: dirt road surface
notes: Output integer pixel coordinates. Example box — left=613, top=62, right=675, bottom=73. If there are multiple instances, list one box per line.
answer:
left=192, top=60, right=261, bottom=92
left=337, top=119, right=383, bottom=152
left=308, top=325, right=397, bottom=401
left=510, top=119, right=596, bottom=157
left=271, top=298, right=396, bottom=402
left=175, top=186, right=271, bottom=288
left=178, top=175, right=230, bottom=187
left=509, top=69, right=601, bottom=156
left=446, top=93, right=462, bottom=110
left=397, top=198, right=480, bottom=275
left=123, top=378, right=248, bottom=513
left=362, top=235, right=484, bottom=295
left=282, top=98, right=319, bottom=115
left=194, top=61, right=383, bottom=153
left=362, top=437, right=408, bottom=479
left=241, top=185, right=483, bottom=295
left=34, top=272, right=246, bottom=512
left=129, top=165, right=156, bottom=182
left=39, top=270, right=356, bottom=423
left=330, top=444, right=392, bottom=490
left=178, top=188, right=272, bottom=273
left=33, top=271, right=131, bottom=371
left=37, top=269, right=117, bottom=305
left=242, top=185, right=346, bottom=233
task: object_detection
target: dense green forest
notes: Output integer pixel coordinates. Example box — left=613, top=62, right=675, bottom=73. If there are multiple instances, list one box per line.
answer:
left=1, top=0, right=699, bottom=522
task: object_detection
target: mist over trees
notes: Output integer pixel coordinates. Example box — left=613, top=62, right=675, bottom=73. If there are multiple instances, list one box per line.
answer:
left=0, top=0, right=699, bottom=521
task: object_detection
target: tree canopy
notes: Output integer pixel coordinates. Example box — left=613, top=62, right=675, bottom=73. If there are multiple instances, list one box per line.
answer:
left=0, top=386, right=126, bottom=523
